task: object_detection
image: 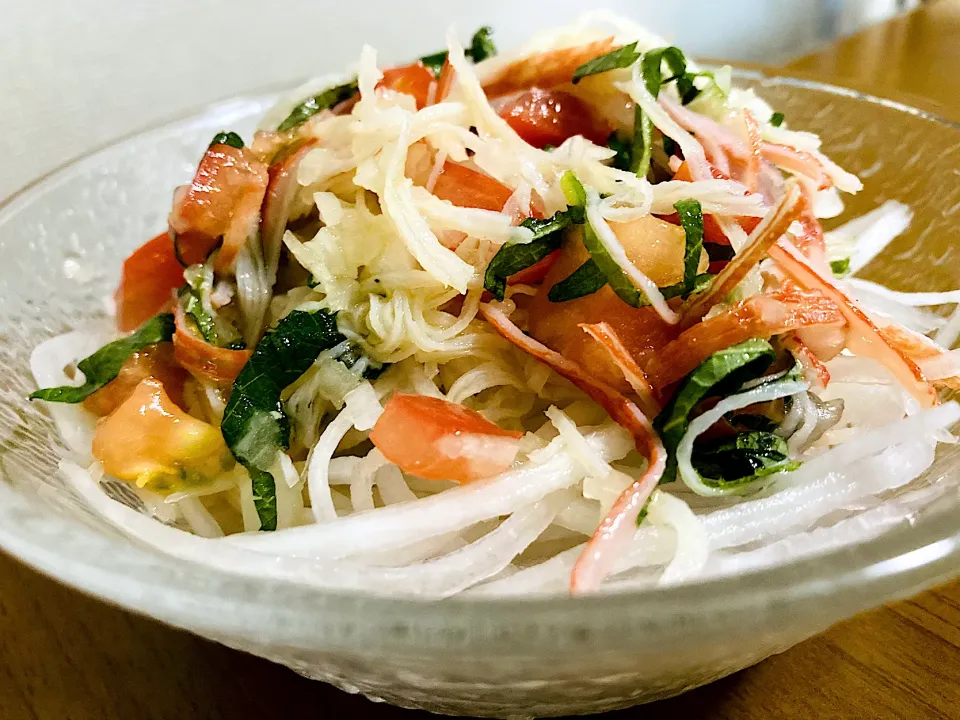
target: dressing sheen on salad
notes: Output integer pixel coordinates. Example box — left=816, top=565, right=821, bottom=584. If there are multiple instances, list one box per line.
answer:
left=30, top=13, right=960, bottom=596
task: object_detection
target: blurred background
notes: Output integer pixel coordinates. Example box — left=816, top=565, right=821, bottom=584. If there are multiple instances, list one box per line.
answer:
left=0, top=0, right=919, bottom=200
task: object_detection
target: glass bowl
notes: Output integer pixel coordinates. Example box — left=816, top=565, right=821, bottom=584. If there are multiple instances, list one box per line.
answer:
left=1, top=70, right=959, bottom=718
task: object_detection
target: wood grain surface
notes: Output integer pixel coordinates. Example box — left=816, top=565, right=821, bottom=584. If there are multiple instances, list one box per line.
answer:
left=3, top=2, right=960, bottom=718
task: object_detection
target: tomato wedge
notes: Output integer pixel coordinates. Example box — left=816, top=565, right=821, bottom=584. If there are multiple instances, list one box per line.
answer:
left=431, top=160, right=514, bottom=212
left=173, top=304, right=251, bottom=386
left=83, top=343, right=188, bottom=417
left=499, top=89, right=609, bottom=149
left=369, top=393, right=522, bottom=482
left=114, top=231, right=184, bottom=332
left=379, top=61, right=435, bottom=109
left=92, top=378, right=230, bottom=493
left=168, top=143, right=269, bottom=273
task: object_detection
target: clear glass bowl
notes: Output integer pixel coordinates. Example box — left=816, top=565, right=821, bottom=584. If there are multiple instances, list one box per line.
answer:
left=1, top=71, right=959, bottom=718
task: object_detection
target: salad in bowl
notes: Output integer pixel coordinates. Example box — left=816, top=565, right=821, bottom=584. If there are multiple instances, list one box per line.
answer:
left=28, top=12, right=960, bottom=600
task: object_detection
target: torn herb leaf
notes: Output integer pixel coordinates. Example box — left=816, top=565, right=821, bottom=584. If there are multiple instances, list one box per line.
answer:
left=180, top=289, right=218, bottom=344
left=420, top=26, right=497, bottom=76
left=483, top=212, right=572, bottom=300
left=277, top=79, right=359, bottom=132
left=466, top=26, right=497, bottom=62
left=770, top=112, right=785, bottom=128
left=30, top=314, right=175, bottom=404
left=641, top=46, right=701, bottom=104
left=572, top=41, right=641, bottom=84
left=673, top=198, right=705, bottom=292
left=691, top=431, right=799, bottom=486
left=209, top=131, right=244, bottom=149
left=830, top=257, right=851, bottom=277
left=654, top=338, right=777, bottom=478
left=419, top=51, right=448, bottom=76
left=607, top=132, right=632, bottom=171
left=221, top=309, right=348, bottom=530
left=548, top=258, right=608, bottom=302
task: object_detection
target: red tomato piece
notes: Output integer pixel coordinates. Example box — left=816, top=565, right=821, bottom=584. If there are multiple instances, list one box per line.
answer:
left=168, top=144, right=268, bottom=273
left=83, top=343, right=188, bottom=417
left=499, top=89, right=609, bottom=149
left=92, top=378, right=230, bottom=493
left=369, top=393, right=522, bottom=482
left=379, top=61, right=435, bottom=109
left=173, top=304, right=252, bottom=386
left=431, top=160, right=514, bottom=212
left=114, top=231, right=184, bottom=332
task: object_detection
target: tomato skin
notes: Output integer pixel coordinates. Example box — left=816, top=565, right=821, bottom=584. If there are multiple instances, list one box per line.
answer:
left=83, top=343, right=188, bottom=417
left=499, top=89, right=609, bottom=149
left=114, top=231, right=184, bottom=332
left=379, top=62, right=435, bottom=109
left=431, top=160, right=514, bottom=212
left=370, top=393, right=522, bottom=482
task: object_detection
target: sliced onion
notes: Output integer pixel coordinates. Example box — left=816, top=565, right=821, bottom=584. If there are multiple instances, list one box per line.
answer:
left=306, top=410, right=355, bottom=523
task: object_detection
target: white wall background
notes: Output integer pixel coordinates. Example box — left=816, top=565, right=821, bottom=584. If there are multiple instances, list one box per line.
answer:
left=0, top=0, right=913, bottom=200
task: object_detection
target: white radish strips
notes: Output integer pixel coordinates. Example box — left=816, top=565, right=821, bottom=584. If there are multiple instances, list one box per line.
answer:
left=936, top=304, right=960, bottom=349
left=824, top=200, right=912, bottom=275
left=476, top=403, right=955, bottom=594
left=644, top=491, right=707, bottom=585
left=704, top=484, right=949, bottom=579
left=224, top=424, right=631, bottom=559
left=62, top=459, right=570, bottom=596
left=176, top=497, right=224, bottom=538
left=845, top=279, right=960, bottom=308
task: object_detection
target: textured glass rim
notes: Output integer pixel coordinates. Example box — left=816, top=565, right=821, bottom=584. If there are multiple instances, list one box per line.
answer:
left=1, top=69, right=959, bottom=654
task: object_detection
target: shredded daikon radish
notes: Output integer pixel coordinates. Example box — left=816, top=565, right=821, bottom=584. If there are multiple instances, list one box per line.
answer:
left=825, top=200, right=912, bottom=274
left=225, top=424, right=631, bottom=558
left=29, top=326, right=110, bottom=456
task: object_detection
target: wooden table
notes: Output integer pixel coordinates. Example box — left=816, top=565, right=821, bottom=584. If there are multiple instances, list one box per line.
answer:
left=3, top=2, right=960, bottom=718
